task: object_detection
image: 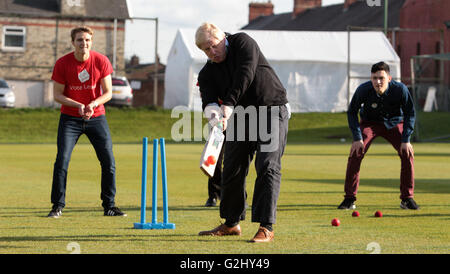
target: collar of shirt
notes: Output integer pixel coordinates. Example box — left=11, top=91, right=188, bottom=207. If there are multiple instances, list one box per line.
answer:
left=377, top=82, right=393, bottom=97
left=225, top=38, right=229, bottom=54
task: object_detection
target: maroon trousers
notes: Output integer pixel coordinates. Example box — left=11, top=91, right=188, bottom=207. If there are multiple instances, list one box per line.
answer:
left=344, top=121, right=415, bottom=200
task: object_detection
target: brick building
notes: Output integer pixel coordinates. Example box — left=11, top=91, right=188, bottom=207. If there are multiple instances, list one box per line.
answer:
left=398, top=0, right=450, bottom=85
left=244, top=0, right=450, bottom=86
left=0, top=0, right=130, bottom=107
left=125, top=55, right=166, bottom=107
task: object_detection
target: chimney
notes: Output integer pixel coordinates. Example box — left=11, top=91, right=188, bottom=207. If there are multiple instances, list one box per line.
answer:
left=130, top=55, right=140, bottom=67
left=249, top=1, right=274, bottom=22
left=293, top=0, right=322, bottom=17
left=343, top=0, right=359, bottom=10
left=60, top=0, right=87, bottom=16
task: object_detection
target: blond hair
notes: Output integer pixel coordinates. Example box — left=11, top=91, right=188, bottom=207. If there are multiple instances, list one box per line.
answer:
left=71, top=26, right=94, bottom=41
left=195, top=22, right=225, bottom=49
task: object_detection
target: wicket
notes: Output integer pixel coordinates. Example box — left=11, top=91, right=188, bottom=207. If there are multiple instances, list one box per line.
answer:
left=134, top=137, right=175, bottom=229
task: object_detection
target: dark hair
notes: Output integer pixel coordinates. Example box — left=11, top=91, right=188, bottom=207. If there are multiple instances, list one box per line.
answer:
left=71, top=26, right=93, bottom=41
left=371, top=61, right=390, bottom=74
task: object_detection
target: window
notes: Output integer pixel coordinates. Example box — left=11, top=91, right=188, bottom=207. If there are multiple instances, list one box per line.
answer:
left=67, top=0, right=83, bottom=7
left=2, top=26, right=26, bottom=51
left=435, top=41, right=441, bottom=53
left=435, top=41, right=440, bottom=78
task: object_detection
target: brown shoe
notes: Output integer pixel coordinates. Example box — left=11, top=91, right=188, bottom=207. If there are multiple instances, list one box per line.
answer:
left=250, top=227, right=274, bottom=243
left=198, top=224, right=241, bottom=236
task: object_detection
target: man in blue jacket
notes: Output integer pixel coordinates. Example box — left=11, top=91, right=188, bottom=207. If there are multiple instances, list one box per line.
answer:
left=338, top=61, right=420, bottom=210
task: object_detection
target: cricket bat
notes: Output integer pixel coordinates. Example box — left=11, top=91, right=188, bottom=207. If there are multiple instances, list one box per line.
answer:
left=200, top=122, right=225, bottom=177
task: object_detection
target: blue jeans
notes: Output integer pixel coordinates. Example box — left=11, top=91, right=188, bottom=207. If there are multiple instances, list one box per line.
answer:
left=51, top=114, right=116, bottom=209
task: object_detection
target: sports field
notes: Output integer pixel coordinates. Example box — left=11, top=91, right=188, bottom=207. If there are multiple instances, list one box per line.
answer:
left=0, top=141, right=449, bottom=254
left=0, top=108, right=449, bottom=254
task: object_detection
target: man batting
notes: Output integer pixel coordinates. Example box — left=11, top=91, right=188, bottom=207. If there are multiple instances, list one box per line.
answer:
left=195, top=23, right=290, bottom=243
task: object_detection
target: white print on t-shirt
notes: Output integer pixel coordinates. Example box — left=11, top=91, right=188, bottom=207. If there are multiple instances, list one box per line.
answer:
left=78, top=69, right=90, bottom=83
left=69, top=84, right=96, bottom=91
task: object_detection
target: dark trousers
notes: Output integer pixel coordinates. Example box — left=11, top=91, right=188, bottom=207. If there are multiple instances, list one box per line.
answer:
left=51, top=114, right=116, bottom=209
left=220, top=105, right=289, bottom=224
left=344, top=121, right=415, bottom=200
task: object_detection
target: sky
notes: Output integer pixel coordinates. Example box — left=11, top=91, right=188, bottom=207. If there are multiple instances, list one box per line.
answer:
left=124, top=0, right=344, bottom=65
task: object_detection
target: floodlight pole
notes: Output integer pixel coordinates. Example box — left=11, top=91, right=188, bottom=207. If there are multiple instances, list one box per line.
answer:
left=347, top=26, right=351, bottom=108
left=384, top=0, right=388, bottom=35
left=113, top=18, right=117, bottom=76
left=130, top=17, right=159, bottom=107
left=439, top=29, right=446, bottom=111
left=154, top=18, right=159, bottom=107
left=410, top=57, right=419, bottom=142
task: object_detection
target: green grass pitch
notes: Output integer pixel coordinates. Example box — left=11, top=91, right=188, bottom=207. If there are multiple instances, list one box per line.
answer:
left=0, top=142, right=448, bottom=254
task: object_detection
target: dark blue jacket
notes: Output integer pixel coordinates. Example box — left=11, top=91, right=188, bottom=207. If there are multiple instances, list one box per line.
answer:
left=347, top=80, right=416, bottom=143
left=198, top=32, right=287, bottom=110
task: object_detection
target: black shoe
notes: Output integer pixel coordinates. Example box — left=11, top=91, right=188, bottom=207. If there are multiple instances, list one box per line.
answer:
left=104, top=207, right=127, bottom=216
left=400, top=198, right=420, bottom=210
left=48, top=206, right=63, bottom=218
left=205, top=197, right=217, bottom=207
left=338, top=198, right=356, bottom=209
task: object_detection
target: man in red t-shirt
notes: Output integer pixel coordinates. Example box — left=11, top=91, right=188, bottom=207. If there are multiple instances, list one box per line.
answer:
left=48, top=26, right=126, bottom=218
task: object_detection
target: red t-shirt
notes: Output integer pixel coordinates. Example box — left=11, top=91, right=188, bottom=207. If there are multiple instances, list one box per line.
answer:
left=51, top=50, right=113, bottom=117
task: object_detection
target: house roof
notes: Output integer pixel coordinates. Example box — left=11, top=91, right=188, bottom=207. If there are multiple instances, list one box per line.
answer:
left=242, top=0, right=405, bottom=31
left=86, top=0, right=129, bottom=19
left=0, top=0, right=130, bottom=19
left=126, top=63, right=166, bottom=80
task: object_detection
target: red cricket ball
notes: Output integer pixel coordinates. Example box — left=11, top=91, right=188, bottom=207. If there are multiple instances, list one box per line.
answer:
left=331, top=218, right=340, bottom=226
left=207, top=155, right=216, bottom=165
left=374, top=210, right=383, bottom=217
left=352, top=211, right=360, bottom=217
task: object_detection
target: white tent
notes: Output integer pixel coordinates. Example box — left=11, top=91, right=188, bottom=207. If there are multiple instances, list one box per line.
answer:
left=164, top=29, right=400, bottom=113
